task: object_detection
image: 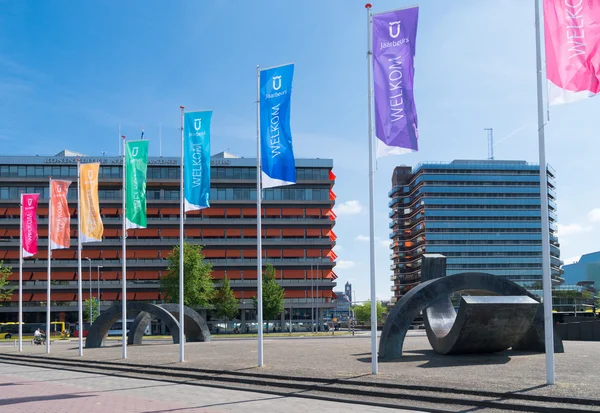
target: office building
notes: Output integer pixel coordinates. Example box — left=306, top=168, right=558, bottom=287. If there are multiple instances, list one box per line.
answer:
left=562, top=252, right=600, bottom=290
left=0, top=151, right=338, bottom=324
left=389, top=160, right=562, bottom=302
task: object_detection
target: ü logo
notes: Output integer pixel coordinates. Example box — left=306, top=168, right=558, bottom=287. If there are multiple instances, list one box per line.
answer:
left=389, top=21, right=401, bottom=38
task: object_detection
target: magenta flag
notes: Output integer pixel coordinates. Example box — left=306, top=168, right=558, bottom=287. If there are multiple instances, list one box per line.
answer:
left=372, top=7, right=419, bottom=157
left=544, top=0, right=600, bottom=105
left=21, top=193, right=39, bottom=258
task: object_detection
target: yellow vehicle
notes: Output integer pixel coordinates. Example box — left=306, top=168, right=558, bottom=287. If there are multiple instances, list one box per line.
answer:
left=0, top=322, right=69, bottom=339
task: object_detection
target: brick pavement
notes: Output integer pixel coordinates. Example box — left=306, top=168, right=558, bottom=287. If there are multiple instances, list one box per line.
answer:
left=0, top=363, right=410, bottom=412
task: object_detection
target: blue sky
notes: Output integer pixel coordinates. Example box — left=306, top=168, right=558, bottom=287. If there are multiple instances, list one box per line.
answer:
left=1, top=0, right=599, bottom=302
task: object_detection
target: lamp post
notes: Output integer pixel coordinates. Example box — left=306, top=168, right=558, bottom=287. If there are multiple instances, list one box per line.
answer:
left=97, top=265, right=103, bottom=317
left=85, top=258, right=92, bottom=324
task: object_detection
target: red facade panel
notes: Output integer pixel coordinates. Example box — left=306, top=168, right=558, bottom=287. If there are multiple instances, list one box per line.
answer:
left=102, top=250, right=119, bottom=259
left=161, top=228, right=179, bottom=237
left=203, top=228, right=224, bottom=237
left=226, top=208, right=240, bottom=217
left=136, top=228, right=159, bottom=238
left=243, top=269, right=257, bottom=279
left=226, top=228, right=241, bottom=237
left=226, top=249, right=241, bottom=258
left=102, top=292, right=118, bottom=301
left=305, top=208, right=321, bottom=217
left=282, top=228, right=304, bottom=237
left=203, top=250, right=225, bottom=258
left=265, top=229, right=281, bottom=237
left=284, top=290, right=305, bottom=298
left=184, top=228, right=201, bottom=237
left=52, top=292, right=76, bottom=302
left=243, top=249, right=257, bottom=258
left=242, top=228, right=257, bottom=237
left=135, top=292, right=160, bottom=300
left=241, top=208, right=256, bottom=217
left=283, top=269, right=305, bottom=279
left=283, top=249, right=304, bottom=258
left=306, top=229, right=321, bottom=237
left=265, top=208, right=280, bottom=217
left=281, top=208, right=303, bottom=217
left=202, top=208, right=224, bottom=217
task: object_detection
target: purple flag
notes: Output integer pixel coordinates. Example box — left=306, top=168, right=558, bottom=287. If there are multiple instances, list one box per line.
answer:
left=372, top=7, right=419, bottom=157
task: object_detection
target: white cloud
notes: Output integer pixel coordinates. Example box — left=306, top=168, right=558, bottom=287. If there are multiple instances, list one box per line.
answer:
left=355, top=235, right=370, bottom=242
left=336, top=200, right=363, bottom=216
left=333, top=244, right=343, bottom=251
left=336, top=260, right=356, bottom=269
left=557, top=223, right=592, bottom=237
left=380, top=240, right=390, bottom=249
left=588, top=208, right=600, bottom=222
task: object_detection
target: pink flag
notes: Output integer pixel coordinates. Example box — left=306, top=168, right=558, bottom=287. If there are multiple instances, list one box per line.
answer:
left=544, top=0, right=600, bottom=105
left=21, top=193, right=40, bottom=258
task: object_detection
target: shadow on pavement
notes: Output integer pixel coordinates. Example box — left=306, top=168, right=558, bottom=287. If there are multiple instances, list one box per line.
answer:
left=357, top=349, right=513, bottom=368
left=0, top=393, right=92, bottom=406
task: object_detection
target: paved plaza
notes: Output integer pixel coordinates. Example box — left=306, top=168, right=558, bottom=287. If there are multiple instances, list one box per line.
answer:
left=1, top=332, right=599, bottom=412
left=0, top=362, right=413, bottom=412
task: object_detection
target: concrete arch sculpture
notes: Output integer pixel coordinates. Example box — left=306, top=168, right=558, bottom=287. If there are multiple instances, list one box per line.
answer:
left=379, top=254, right=564, bottom=359
left=128, top=304, right=211, bottom=345
left=85, top=302, right=180, bottom=348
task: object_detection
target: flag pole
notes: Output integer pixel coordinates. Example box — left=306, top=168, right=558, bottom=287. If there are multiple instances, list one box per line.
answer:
left=256, top=65, right=264, bottom=367
left=76, top=160, right=83, bottom=356
left=315, top=264, right=321, bottom=333
left=365, top=3, right=378, bottom=375
left=121, top=135, right=127, bottom=359
left=159, top=123, right=162, bottom=157
left=18, top=193, right=23, bottom=352
left=179, top=106, right=185, bottom=362
left=534, top=0, right=555, bottom=385
left=46, top=177, right=52, bottom=354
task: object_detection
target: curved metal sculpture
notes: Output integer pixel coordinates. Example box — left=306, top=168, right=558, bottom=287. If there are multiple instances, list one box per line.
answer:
left=425, top=295, right=539, bottom=354
left=379, top=255, right=564, bottom=359
left=128, top=304, right=211, bottom=345
left=85, top=302, right=180, bottom=348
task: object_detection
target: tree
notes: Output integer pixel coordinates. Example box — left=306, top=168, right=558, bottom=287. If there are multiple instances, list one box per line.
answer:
left=353, top=301, right=385, bottom=323
left=84, top=298, right=100, bottom=323
left=252, top=263, right=284, bottom=333
left=528, top=281, right=544, bottom=290
left=213, top=275, right=239, bottom=330
left=0, top=261, right=14, bottom=304
left=160, top=242, right=214, bottom=308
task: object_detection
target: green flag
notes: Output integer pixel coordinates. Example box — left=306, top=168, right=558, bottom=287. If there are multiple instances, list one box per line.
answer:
left=125, top=140, right=149, bottom=229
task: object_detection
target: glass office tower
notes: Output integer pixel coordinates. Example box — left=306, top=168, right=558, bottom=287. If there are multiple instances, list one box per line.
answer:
left=389, top=160, right=562, bottom=302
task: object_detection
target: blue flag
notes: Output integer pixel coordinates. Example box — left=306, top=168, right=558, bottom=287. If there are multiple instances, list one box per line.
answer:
left=260, top=63, right=296, bottom=188
left=183, top=111, right=212, bottom=212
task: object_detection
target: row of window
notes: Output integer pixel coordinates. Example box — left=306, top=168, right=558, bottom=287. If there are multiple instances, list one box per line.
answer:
left=422, top=217, right=542, bottom=221
left=426, top=240, right=543, bottom=245
left=446, top=263, right=542, bottom=269
left=440, top=251, right=543, bottom=257
left=0, top=165, right=331, bottom=182
left=421, top=205, right=544, bottom=210
left=426, top=228, right=542, bottom=233
left=0, top=187, right=333, bottom=202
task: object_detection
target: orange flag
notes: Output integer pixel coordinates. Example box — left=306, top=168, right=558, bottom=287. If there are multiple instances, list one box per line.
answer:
left=79, top=163, right=104, bottom=243
left=50, top=180, right=72, bottom=250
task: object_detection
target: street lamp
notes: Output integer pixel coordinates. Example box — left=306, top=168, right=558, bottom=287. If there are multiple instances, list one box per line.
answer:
left=97, top=265, right=103, bottom=317
left=85, top=257, right=92, bottom=324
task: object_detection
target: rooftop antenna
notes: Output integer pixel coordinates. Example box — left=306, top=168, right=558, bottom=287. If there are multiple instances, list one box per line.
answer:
left=100, top=151, right=107, bottom=157
left=484, top=128, right=494, bottom=160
